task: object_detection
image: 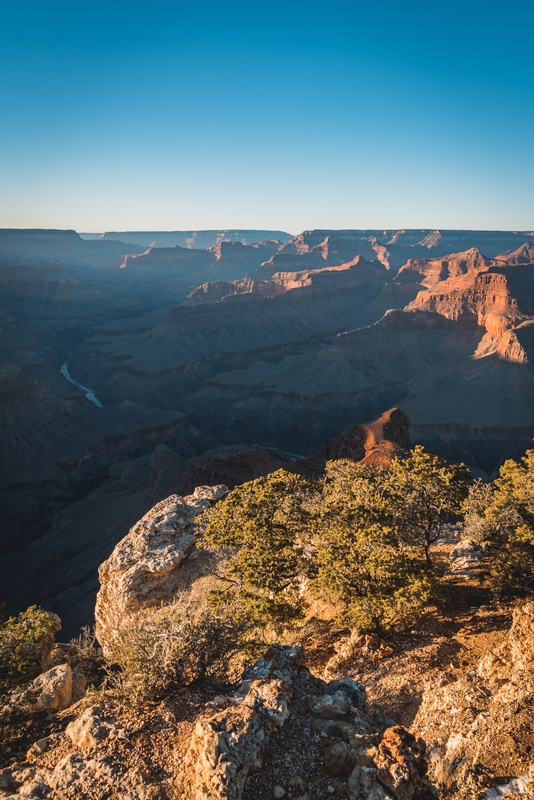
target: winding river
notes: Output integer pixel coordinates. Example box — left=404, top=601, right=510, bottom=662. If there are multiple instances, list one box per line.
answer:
left=60, top=360, right=104, bottom=407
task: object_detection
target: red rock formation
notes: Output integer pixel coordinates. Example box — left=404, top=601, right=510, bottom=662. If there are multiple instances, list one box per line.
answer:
left=395, top=247, right=496, bottom=288
left=494, top=241, right=534, bottom=265
left=408, top=270, right=525, bottom=334
left=150, top=408, right=412, bottom=500
left=298, top=407, right=411, bottom=474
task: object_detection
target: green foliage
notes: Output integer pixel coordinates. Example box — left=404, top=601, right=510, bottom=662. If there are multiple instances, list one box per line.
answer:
left=387, top=446, right=472, bottom=563
left=200, top=469, right=320, bottom=631
left=494, top=449, right=534, bottom=542
left=463, top=452, right=534, bottom=598
left=309, top=460, right=434, bottom=632
left=200, top=453, right=467, bottom=634
left=0, top=606, right=59, bottom=694
left=105, top=598, right=254, bottom=701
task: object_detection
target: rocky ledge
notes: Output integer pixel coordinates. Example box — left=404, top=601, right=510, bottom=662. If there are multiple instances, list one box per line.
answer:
left=0, top=645, right=433, bottom=800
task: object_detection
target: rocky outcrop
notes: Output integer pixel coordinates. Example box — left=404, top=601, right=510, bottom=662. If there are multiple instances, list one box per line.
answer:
left=396, top=248, right=496, bottom=288
left=181, top=645, right=303, bottom=800
left=190, top=646, right=433, bottom=800
left=495, top=241, right=534, bottom=265
left=414, top=601, right=534, bottom=797
left=408, top=269, right=528, bottom=334
left=94, top=484, right=228, bottom=655
left=66, top=705, right=125, bottom=749
left=2, top=645, right=432, bottom=800
left=299, top=407, right=411, bottom=475
left=251, top=236, right=380, bottom=279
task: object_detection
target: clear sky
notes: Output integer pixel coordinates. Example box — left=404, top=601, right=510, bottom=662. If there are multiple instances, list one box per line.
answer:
left=1, top=0, right=533, bottom=233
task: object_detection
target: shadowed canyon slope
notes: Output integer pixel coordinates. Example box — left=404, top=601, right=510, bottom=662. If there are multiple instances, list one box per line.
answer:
left=66, top=233, right=534, bottom=472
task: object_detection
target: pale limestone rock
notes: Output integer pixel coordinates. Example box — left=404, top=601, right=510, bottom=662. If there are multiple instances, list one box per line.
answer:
left=414, top=601, right=534, bottom=796
left=181, top=646, right=303, bottom=800
left=31, top=663, right=72, bottom=712
left=179, top=645, right=430, bottom=800
left=66, top=705, right=125, bottom=749
left=509, top=600, right=534, bottom=672
left=313, top=679, right=366, bottom=720
left=449, top=538, right=486, bottom=579
left=51, top=752, right=118, bottom=793
left=94, top=484, right=228, bottom=655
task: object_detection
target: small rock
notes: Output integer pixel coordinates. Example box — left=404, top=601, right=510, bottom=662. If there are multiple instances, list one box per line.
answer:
left=66, top=705, right=123, bottom=749
left=322, top=741, right=358, bottom=777
left=26, top=738, right=51, bottom=760
left=31, top=664, right=72, bottom=712
left=0, top=769, right=14, bottom=790
left=18, top=780, right=50, bottom=797
left=273, top=787, right=285, bottom=799
left=314, top=680, right=366, bottom=722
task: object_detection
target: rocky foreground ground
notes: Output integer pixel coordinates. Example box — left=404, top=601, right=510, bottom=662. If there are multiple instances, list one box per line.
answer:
left=1, top=486, right=534, bottom=800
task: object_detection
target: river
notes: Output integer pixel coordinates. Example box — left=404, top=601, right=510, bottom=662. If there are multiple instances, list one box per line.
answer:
left=60, top=360, right=104, bottom=408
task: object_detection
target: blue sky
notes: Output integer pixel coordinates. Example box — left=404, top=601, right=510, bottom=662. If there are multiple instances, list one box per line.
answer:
left=1, top=0, right=533, bottom=232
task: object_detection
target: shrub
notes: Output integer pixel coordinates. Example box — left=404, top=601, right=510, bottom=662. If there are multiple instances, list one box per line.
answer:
left=105, top=598, right=254, bottom=701
left=0, top=606, right=60, bottom=694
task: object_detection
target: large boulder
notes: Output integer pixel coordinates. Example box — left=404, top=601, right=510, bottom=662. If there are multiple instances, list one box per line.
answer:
left=94, top=485, right=228, bottom=655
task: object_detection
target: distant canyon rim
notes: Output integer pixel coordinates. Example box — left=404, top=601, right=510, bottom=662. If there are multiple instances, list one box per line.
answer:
left=1, top=225, right=534, bottom=635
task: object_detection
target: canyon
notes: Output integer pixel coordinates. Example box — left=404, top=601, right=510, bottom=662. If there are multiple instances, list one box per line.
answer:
left=2, top=227, right=534, bottom=636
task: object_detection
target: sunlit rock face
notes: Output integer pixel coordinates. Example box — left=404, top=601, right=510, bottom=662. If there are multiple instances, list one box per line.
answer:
left=94, top=485, right=228, bottom=657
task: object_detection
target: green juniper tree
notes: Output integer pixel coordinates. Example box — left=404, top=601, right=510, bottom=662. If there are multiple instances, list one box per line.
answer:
left=200, top=469, right=320, bottom=631
left=386, top=445, right=472, bottom=564
left=463, top=450, right=534, bottom=598
left=309, top=460, right=434, bottom=632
